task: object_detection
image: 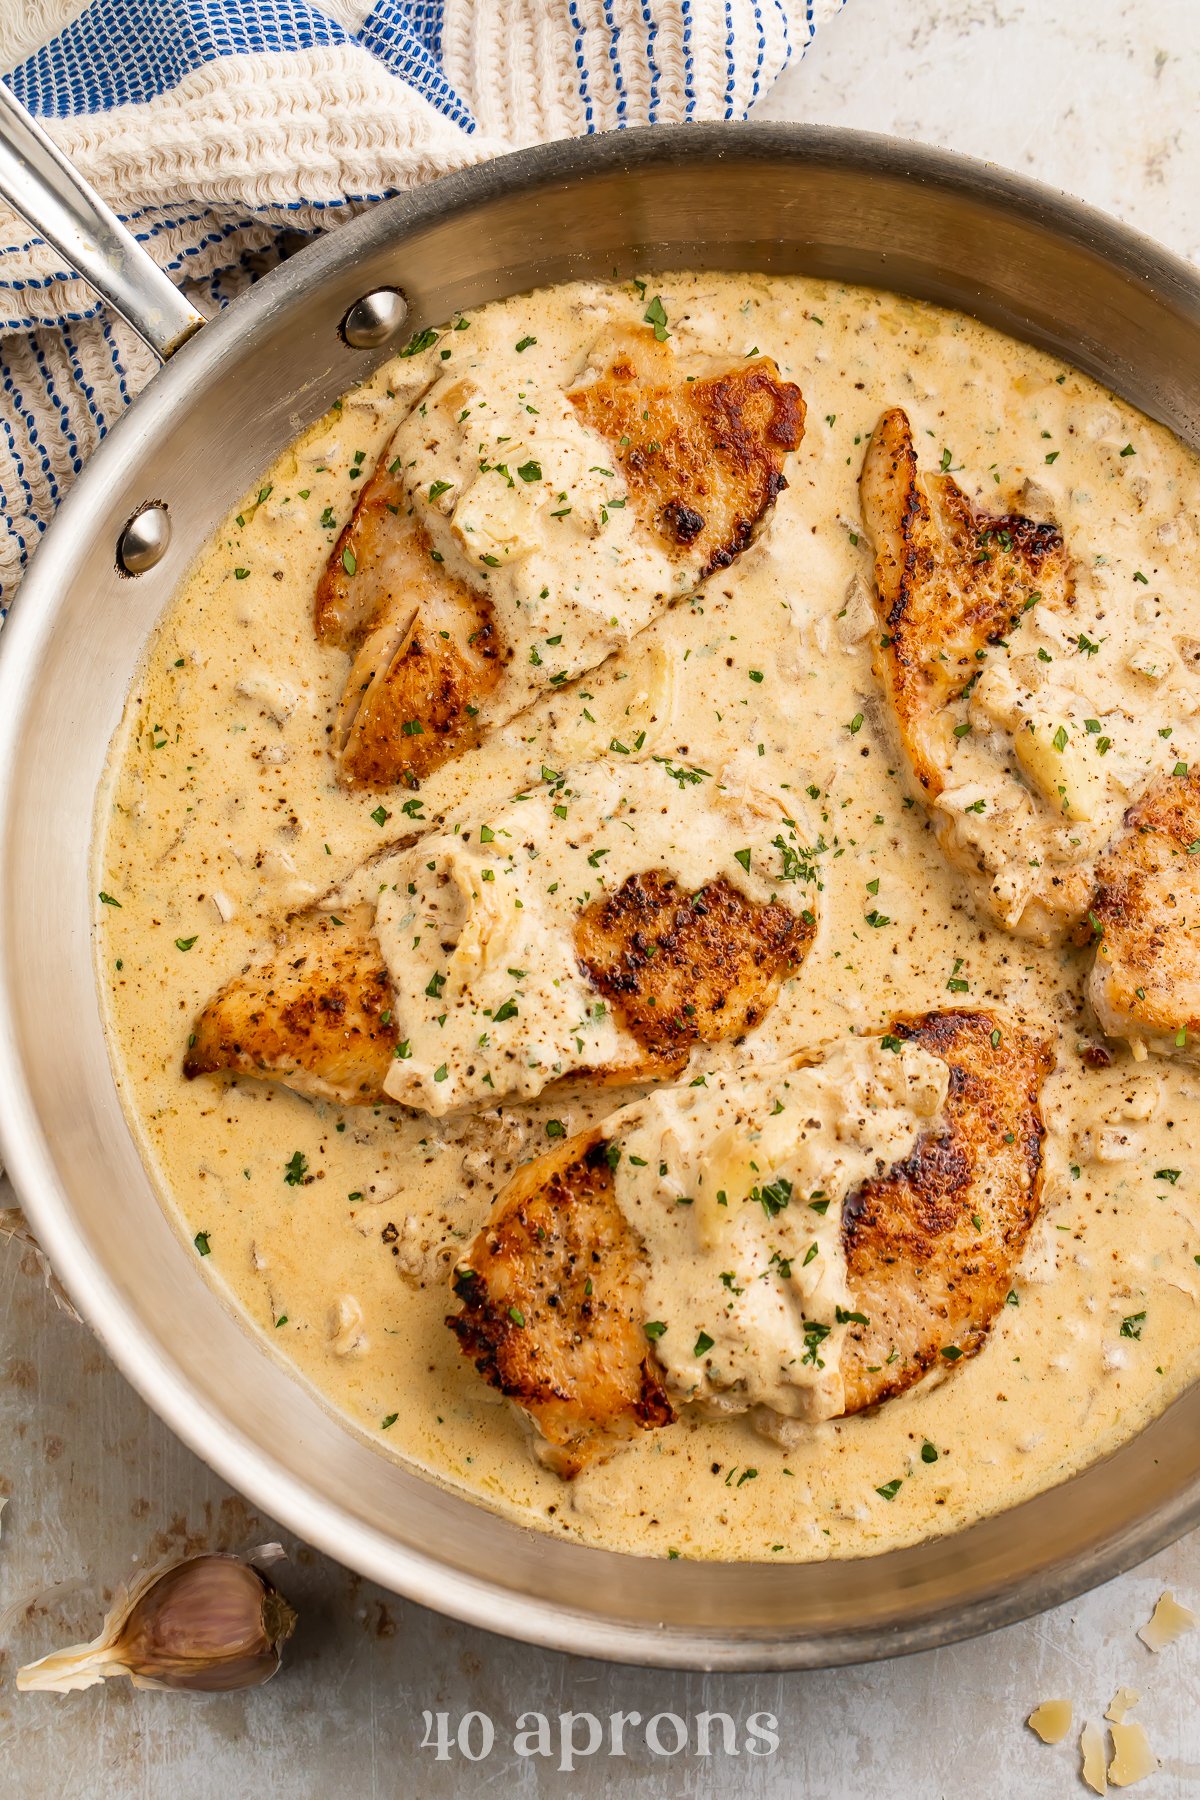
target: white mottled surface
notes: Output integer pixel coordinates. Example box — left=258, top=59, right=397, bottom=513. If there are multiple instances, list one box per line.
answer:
left=3, top=2, right=1200, bottom=1795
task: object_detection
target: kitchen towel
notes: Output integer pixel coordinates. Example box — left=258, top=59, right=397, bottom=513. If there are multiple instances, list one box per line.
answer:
left=0, top=0, right=845, bottom=608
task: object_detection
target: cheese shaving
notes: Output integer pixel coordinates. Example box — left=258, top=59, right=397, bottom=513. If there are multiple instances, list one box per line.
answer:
left=1107, top=1720, right=1157, bottom=1788
left=1104, top=1688, right=1141, bottom=1725
left=1081, top=1721, right=1109, bottom=1795
left=1137, top=1589, right=1196, bottom=1651
left=1028, top=1698, right=1073, bottom=1744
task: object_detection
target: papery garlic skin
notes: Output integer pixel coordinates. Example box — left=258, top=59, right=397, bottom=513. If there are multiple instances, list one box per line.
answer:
left=16, top=1552, right=297, bottom=1695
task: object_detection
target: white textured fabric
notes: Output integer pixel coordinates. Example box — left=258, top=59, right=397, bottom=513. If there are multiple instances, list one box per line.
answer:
left=0, top=1, right=844, bottom=604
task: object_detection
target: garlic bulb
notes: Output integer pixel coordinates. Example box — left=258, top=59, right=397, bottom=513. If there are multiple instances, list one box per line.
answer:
left=16, top=1551, right=297, bottom=1694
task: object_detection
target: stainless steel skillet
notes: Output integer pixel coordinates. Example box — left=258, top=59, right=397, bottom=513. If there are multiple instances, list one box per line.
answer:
left=0, top=91, right=1198, bottom=1671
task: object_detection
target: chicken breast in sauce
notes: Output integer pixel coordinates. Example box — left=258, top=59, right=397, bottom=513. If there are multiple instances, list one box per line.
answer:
left=184, top=759, right=820, bottom=1115
left=448, top=1009, right=1052, bottom=1475
left=860, top=407, right=1194, bottom=946
left=315, top=326, right=804, bottom=789
left=1089, top=766, right=1200, bottom=1059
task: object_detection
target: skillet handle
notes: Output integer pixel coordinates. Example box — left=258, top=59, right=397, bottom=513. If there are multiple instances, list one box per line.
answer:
left=0, top=82, right=206, bottom=360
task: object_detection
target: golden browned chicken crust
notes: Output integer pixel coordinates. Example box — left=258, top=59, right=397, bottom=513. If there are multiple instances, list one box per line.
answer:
left=334, top=540, right=501, bottom=790
left=314, top=454, right=407, bottom=650
left=448, top=1132, right=674, bottom=1476
left=447, top=1009, right=1052, bottom=1472
left=574, top=870, right=813, bottom=1072
left=315, top=452, right=503, bottom=788
left=861, top=407, right=1072, bottom=798
left=184, top=864, right=815, bottom=1112
left=1088, top=767, right=1200, bottom=1054
left=183, top=903, right=397, bottom=1106
left=568, top=327, right=805, bottom=578
left=839, top=1009, right=1053, bottom=1411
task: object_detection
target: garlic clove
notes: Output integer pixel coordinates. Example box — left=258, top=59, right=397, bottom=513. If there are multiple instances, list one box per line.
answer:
left=17, top=1552, right=297, bottom=1694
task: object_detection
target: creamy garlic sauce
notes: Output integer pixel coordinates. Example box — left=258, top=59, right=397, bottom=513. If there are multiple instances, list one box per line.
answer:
left=95, top=273, right=1200, bottom=1562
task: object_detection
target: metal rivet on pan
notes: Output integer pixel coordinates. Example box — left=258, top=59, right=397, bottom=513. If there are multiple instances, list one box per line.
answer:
left=340, top=288, right=409, bottom=350
left=117, top=502, right=171, bottom=575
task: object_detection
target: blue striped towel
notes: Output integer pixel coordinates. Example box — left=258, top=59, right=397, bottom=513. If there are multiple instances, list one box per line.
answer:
left=0, top=0, right=845, bottom=606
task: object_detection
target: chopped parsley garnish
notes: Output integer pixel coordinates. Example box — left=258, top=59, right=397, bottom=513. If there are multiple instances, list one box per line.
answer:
left=772, top=834, right=822, bottom=884
left=643, top=295, right=669, bottom=341
left=751, top=1175, right=792, bottom=1218
left=1120, top=1311, right=1146, bottom=1339
left=875, top=1479, right=903, bottom=1501
left=193, top=1231, right=211, bottom=1256
left=515, top=335, right=537, bottom=353
left=99, top=891, right=122, bottom=907
left=400, top=327, right=439, bottom=356
left=283, top=1151, right=308, bottom=1186
left=174, top=935, right=198, bottom=952
left=693, top=1331, right=715, bottom=1357
left=644, top=1320, right=667, bottom=1340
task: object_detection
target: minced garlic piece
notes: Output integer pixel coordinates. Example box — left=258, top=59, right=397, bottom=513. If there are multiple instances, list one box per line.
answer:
left=1105, top=1688, right=1141, bottom=1724
left=1108, top=1720, right=1157, bottom=1787
left=1081, top=1722, right=1108, bottom=1794
left=328, top=1294, right=368, bottom=1357
left=1028, top=1698, right=1073, bottom=1743
left=1138, top=1589, right=1196, bottom=1650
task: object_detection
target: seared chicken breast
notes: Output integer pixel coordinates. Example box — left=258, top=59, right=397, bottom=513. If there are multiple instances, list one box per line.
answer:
left=448, top=1009, right=1052, bottom=1473
left=184, top=760, right=819, bottom=1114
left=314, top=326, right=803, bottom=789
left=860, top=408, right=1200, bottom=946
left=449, top=1131, right=675, bottom=1474
left=317, top=465, right=502, bottom=787
left=567, top=325, right=806, bottom=578
left=1088, top=766, right=1200, bottom=1058
left=183, top=903, right=398, bottom=1105
left=861, top=408, right=1086, bottom=940
left=839, top=1010, right=1052, bottom=1410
